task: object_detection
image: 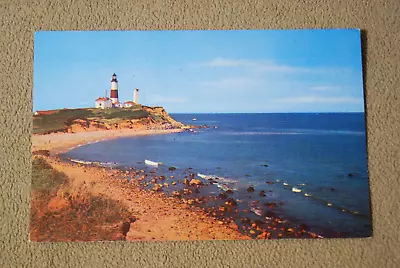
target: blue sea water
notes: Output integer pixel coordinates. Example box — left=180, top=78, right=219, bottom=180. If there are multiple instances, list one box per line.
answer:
left=63, top=113, right=372, bottom=238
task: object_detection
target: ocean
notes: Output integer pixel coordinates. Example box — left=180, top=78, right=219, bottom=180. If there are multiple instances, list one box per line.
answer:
left=62, top=113, right=372, bottom=238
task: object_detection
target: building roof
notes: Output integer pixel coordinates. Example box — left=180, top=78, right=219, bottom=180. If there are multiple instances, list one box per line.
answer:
left=95, top=97, right=111, bottom=101
left=124, top=101, right=135, bottom=104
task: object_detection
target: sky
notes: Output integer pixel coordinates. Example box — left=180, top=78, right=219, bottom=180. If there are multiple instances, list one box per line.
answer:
left=34, top=29, right=365, bottom=113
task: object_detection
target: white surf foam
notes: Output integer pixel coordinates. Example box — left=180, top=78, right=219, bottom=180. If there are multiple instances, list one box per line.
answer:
left=144, top=159, right=160, bottom=166
left=70, top=159, right=92, bottom=165
left=197, top=173, right=237, bottom=184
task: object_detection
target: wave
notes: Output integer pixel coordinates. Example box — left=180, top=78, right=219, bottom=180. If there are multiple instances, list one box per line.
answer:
left=70, top=159, right=93, bottom=165
left=197, top=173, right=237, bottom=184
left=224, top=131, right=302, bottom=136
left=69, top=159, right=119, bottom=168
left=144, top=159, right=160, bottom=166
left=98, top=161, right=119, bottom=168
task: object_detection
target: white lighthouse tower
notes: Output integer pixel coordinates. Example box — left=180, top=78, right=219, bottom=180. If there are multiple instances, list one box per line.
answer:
left=110, top=73, right=119, bottom=104
left=133, top=88, right=140, bottom=104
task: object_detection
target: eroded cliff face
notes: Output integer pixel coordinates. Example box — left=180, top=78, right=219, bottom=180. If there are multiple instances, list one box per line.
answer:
left=65, top=107, right=185, bottom=133
left=34, top=106, right=188, bottom=135
left=141, top=106, right=184, bottom=127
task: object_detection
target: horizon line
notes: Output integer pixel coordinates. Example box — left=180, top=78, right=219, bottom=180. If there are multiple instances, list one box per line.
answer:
left=170, top=111, right=365, bottom=114
left=32, top=107, right=365, bottom=114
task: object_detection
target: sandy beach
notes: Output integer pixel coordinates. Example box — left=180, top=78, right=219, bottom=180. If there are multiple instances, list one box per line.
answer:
left=31, top=127, right=250, bottom=241
left=32, top=128, right=185, bottom=155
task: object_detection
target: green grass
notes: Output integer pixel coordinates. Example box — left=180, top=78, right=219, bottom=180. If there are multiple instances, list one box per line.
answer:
left=33, top=107, right=149, bottom=134
left=30, top=156, right=134, bottom=241
left=98, top=109, right=149, bottom=120
left=33, top=108, right=95, bottom=134
left=31, top=156, right=69, bottom=195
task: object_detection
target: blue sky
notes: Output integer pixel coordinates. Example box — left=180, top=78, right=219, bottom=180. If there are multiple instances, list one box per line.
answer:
left=34, top=30, right=365, bottom=113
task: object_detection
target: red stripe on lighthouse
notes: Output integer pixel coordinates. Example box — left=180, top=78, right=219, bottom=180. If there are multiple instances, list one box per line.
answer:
left=110, top=90, right=118, bottom=98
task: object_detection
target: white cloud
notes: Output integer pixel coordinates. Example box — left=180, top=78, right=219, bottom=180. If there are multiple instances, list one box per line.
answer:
left=201, top=57, right=311, bottom=73
left=202, top=58, right=258, bottom=67
left=310, top=86, right=342, bottom=91
left=150, top=96, right=187, bottom=104
left=273, top=96, right=362, bottom=104
left=203, top=77, right=263, bottom=90
left=200, top=57, right=353, bottom=75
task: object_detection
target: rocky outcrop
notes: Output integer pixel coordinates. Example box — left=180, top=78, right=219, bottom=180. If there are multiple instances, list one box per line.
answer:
left=189, top=179, right=203, bottom=186
left=141, top=106, right=184, bottom=127
left=35, top=105, right=188, bottom=134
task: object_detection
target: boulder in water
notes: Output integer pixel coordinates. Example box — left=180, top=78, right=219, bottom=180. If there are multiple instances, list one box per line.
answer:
left=264, top=210, right=276, bottom=218
left=152, top=184, right=162, bottom=192
left=240, top=217, right=251, bottom=224
left=247, top=186, right=255, bottom=193
left=257, top=232, right=271, bottom=239
left=189, top=179, right=203, bottom=186
left=264, top=202, right=277, bottom=208
left=225, top=198, right=237, bottom=207
left=299, top=224, right=309, bottom=232
left=183, top=188, right=192, bottom=195
left=219, top=192, right=228, bottom=199
left=172, top=191, right=180, bottom=197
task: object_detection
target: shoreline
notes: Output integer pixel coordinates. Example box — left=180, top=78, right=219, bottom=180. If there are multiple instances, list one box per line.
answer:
left=31, top=127, right=253, bottom=241
left=31, top=127, right=324, bottom=241
left=32, top=127, right=186, bottom=155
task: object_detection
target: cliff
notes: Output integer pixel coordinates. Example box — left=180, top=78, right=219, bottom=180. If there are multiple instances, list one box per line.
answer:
left=33, top=106, right=188, bottom=135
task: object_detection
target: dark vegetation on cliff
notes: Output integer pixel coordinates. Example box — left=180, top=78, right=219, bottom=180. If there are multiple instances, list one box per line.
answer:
left=33, top=106, right=183, bottom=134
left=30, top=156, right=134, bottom=241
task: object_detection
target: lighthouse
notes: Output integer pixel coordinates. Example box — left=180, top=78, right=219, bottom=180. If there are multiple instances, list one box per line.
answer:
left=133, top=88, right=140, bottom=104
left=110, top=73, right=119, bottom=104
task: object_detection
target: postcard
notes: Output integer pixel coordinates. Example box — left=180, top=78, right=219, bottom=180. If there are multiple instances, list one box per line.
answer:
left=31, top=29, right=371, bottom=241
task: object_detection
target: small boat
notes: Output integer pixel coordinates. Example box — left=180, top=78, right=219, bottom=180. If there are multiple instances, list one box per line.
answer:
left=144, top=159, right=159, bottom=166
left=292, top=187, right=302, bottom=193
left=304, top=193, right=311, bottom=197
left=283, top=182, right=289, bottom=186
left=192, top=118, right=197, bottom=121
